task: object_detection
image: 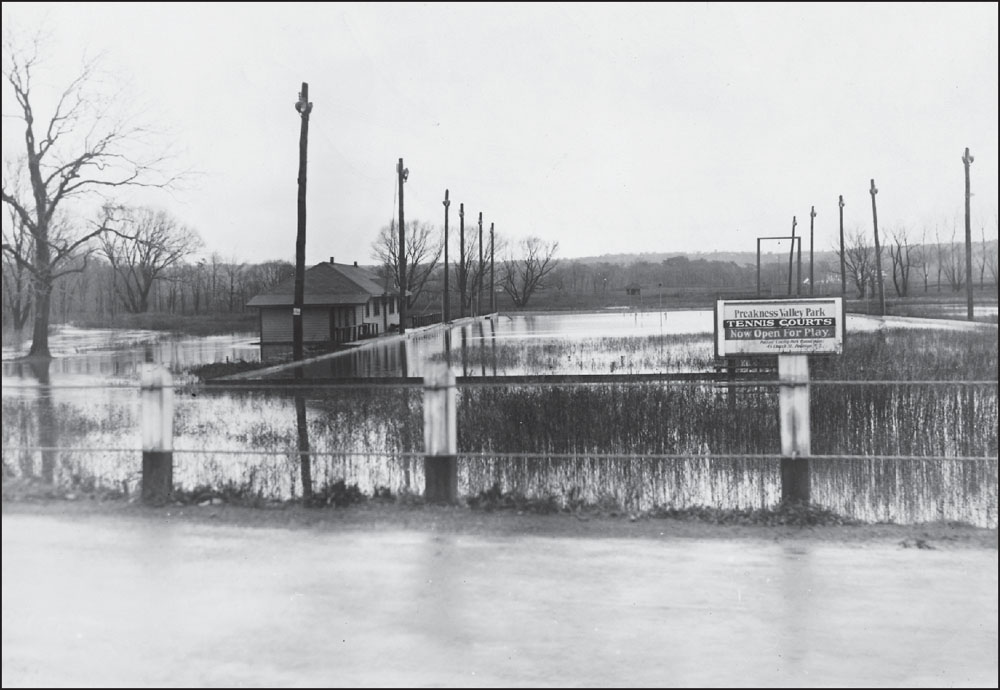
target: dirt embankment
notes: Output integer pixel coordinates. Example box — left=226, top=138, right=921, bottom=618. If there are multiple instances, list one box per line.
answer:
left=2, top=495, right=996, bottom=550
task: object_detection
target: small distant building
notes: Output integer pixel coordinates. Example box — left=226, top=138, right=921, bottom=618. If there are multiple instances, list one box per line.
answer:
left=625, top=283, right=642, bottom=297
left=246, top=259, right=400, bottom=360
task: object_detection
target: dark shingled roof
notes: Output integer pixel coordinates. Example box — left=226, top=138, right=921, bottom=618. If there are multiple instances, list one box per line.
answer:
left=246, top=262, right=394, bottom=307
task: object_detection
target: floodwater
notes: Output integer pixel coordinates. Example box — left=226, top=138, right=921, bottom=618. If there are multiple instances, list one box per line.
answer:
left=2, top=512, right=996, bottom=687
left=2, top=312, right=996, bottom=527
left=1, top=325, right=259, bottom=385
left=269, top=310, right=998, bottom=380
left=0, top=310, right=990, bottom=383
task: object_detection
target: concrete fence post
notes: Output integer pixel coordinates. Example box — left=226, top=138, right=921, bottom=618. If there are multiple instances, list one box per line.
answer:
left=778, top=354, right=810, bottom=503
left=423, top=363, right=457, bottom=503
left=141, top=364, right=174, bottom=504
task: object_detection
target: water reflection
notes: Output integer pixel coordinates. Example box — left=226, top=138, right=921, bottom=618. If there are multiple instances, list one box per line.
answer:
left=277, top=311, right=714, bottom=379
left=294, top=368, right=313, bottom=501
left=778, top=545, right=814, bottom=672
left=2, top=327, right=258, bottom=387
left=13, top=358, right=59, bottom=482
left=272, top=310, right=996, bottom=380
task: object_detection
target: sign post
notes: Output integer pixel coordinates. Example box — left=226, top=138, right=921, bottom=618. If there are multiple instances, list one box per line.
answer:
left=715, top=297, right=844, bottom=504
left=423, top=363, right=457, bottom=503
left=141, top=364, right=174, bottom=504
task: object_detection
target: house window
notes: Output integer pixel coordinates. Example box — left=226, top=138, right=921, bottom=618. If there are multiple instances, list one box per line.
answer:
left=365, top=302, right=371, bottom=318
left=374, top=299, right=380, bottom=316
left=389, top=298, right=395, bottom=314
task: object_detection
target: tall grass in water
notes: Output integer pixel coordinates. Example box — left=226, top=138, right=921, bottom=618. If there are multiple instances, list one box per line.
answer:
left=1, top=386, right=427, bottom=501
left=807, top=328, right=998, bottom=526
left=457, top=382, right=781, bottom=513
left=454, top=328, right=997, bottom=525
left=433, top=333, right=714, bottom=375
left=172, top=387, right=426, bottom=499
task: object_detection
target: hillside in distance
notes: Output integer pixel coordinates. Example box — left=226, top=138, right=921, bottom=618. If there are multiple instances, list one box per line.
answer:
left=572, top=249, right=841, bottom=266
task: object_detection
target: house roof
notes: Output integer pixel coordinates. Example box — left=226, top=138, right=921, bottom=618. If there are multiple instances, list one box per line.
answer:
left=246, top=262, right=395, bottom=307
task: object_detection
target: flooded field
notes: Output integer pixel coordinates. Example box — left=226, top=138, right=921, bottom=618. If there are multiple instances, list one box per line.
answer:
left=2, top=312, right=997, bottom=527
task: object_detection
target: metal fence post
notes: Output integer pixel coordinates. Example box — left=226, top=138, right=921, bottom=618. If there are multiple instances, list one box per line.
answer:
left=141, top=364, right=174, bottom=504
left=778, top=354, right=810, bottom=503
left=423, top=363, right=457, bottom=503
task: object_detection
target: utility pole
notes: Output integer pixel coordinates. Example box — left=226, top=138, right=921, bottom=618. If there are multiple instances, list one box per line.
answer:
left=443, top=189, right=450, bottom=322
left=788, top=216, right=797, bottom=296
left=459, top=203, right=465, bottom=318
left=293, top=82, right=312, bottom=362
left=963, top=147, right=975, bottom=321
left=756, top=238, right=761, bottom=296
left=477, top=212, right=483, bottom=317
left=489, top=222, right=495, bottom=313
left=870, top=179, right=886, bottom=316
left=797, top=231, right=802, bottom=296
left=397, top=158, right=408, bottom=334
left=838, top=195, right=846, bottom=297
left=809, top=206, right=816, bottom=296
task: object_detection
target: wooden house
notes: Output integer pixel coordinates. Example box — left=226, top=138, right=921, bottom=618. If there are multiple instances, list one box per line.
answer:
left=247, top=259, right=400, bottom=360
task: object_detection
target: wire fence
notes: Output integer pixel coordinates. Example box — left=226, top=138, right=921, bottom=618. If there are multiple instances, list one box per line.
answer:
left=2, top=375, right=997, bottom=527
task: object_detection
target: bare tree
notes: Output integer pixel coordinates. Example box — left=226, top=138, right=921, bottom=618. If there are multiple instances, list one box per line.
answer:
left=976, top=222, right=997, bottom=288
left=455, top=224, right=481, bottom=316
left=938, top=221, right=965, bottom=292
left=835, top=228, right=875, bottom=298
left=918, top=226, right=932, bottom=292
left=1, top=203, right=33, bottom=330
left=244, top=260, right=295, bottom=299
left=207, top=251, right=223, bottom=313
left=222, top=254, right=246, bottom=312
left=986, top=214, right=999, bottom=286
left=371, top=219, right=442, bottom=312
left=1, top=30, right=177, bottom=356
left=98, top=206, right=202, bottom=314
left=501, top=237, right=560, bottom=308
left=887, top=227, right=919, bottom=297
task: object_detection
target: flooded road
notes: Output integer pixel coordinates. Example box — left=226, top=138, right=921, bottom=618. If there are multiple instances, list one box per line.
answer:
left=3, top=511, right=996, bottom=687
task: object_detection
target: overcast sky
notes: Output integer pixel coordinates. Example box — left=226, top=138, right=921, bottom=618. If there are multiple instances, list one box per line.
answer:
left=3, top=2, right=998, bottom=266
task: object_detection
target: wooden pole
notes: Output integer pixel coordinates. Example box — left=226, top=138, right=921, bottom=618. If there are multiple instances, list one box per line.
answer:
left=398, top=158, right=408, bottom=334
left=788, top=216, right=798, bottom=296
left=477, top=212, right=483, bottom=317
left=443, top=189, right=451, bottom=323
left=295, top=389, right=312, bottom=502
left=870, top=179, right=886, bottom=316
left=778, top=354, right=810, bottom=504
left=838, top=195, right=846, bottom=297
left=141, top=364, right=174, bottom=504
left=423, top=363, right=457, bottom=503
left=756, top=238, right=761, bottom=296
left=293, top=82, right=312, bottom=362
left=963, top=147, right=975, bottom=320
left=490, top=222, right=495, bottom=314
left=479, top=319, right=487, bottom=376
left=797, top=235, right=802, bottom=296
left=788, top=216, right=797, bottom=296
left=809, top=206, right=816, bottom=296
left=459, top=204, right=466, bottom=319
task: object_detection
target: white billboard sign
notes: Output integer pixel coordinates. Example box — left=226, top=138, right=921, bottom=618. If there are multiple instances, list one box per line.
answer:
left=715, top=297, right=844, bottom=357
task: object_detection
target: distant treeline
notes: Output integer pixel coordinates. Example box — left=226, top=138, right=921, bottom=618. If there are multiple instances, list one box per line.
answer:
left=2, top=242, right=997, bottom=331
